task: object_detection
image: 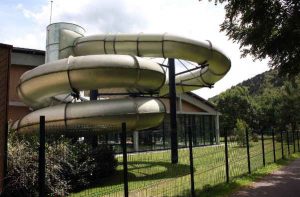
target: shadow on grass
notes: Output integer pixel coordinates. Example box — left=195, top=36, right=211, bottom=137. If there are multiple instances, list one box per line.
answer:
left=80, top=160, right=190, bottom=192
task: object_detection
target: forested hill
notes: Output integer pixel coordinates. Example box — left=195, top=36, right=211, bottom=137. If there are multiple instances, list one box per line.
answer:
left=208, top=68, right=300, bottom=132
left=209, top=69, right=284, bottom=103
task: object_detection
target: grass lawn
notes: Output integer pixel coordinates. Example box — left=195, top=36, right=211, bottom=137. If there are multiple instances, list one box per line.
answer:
left=71, top=138, right=298, bottom=197
left=193, top=152, right=300, bottom=197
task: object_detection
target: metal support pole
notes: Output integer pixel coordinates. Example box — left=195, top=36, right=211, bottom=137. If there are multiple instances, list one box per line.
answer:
left=184, top=116, right=188, bottom=147
left=39, top=116, right=46, bottom=197
left=90, top=89, right=98, bottom=100
left=272, top=128, right=276, bottom=162
left=168, top=58, right=178, bottom=164
left=209, top=116, right=213, bottom=145
left=281, top=130, right=284, bottom=159
left=193, top=116, right=197, bottom=145
left=151, top=130, right=154, bottom=151
left=287, top=130, right=290, bottom=156
left=224, top=128, right=229, bottom=183
left=261, top=130, right=265, bottom=166
left=215, top=114, right=220, bottom=144
left=90, top=90, right=98, bottom=148
left=133, top=131, right=139, bottom=152
left=121, top=123, right=129, bottom=197
left=188, top=123, right=195, bottom=197
left=245, top=128, right=251, bottom=174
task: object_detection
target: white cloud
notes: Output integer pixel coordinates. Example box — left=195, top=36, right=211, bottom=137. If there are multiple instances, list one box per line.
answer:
left=16, top=0, right=148, bottom=33
left=5, top=32, right=44, bottom=49
left=5, top=0, right=270, bottom=98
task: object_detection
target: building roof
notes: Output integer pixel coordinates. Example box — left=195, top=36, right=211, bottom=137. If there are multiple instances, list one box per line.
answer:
left=11, top=47, right=45, bottom=67
left=186, top=92, right=217, bottom=110
left=12, top=47, right=45, bottom=56
left=0, top=43, right=13, bottom=49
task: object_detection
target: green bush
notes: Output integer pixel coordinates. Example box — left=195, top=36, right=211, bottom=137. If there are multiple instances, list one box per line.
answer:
left=4, top=131, right=70, bottom=196
left=234, top=119, right=249, bottom=147
left=252, top=132, right=259, bottom=142
left=64, top=143, right=118, bottom=192
left=90, top=145, right=118, bottom=180
left=203, top=184, right=212, bottom=192
left=4, top=130, right=117, bottom=196
left=276, top=133, right=282, bottom=142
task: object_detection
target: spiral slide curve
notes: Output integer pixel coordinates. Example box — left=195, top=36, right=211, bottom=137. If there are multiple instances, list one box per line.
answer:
left=13, top=23, right=231, bottom=134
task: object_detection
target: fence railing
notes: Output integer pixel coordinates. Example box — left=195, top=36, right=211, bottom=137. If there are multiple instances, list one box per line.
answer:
left=3, top=117, right=300, bottom=197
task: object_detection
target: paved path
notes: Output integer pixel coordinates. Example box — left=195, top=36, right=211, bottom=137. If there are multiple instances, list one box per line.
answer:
left=231, top=158, right=300, bottom=197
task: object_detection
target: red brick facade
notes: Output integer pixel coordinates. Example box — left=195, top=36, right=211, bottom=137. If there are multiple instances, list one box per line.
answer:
left=0, top=44, right=12, bottom=193
left=8, top=65, right=33, bottom=121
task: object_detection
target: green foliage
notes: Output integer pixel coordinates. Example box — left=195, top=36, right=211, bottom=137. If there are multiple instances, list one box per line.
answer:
left=234, top=119, right=248, bottom=147
left=206, top=0, right=300, bottom=77
left=252, top=133, right=259, bottom=142
left=65, top=143, right=118, bottom=192
left=5, top=130, right=70, bottom=196
left=211, top=86, right=255, bottom=133
left=210, top=69, right=300, bottom=135
left=276, top=133, right=282, bottom=142
left=5, top=130, right=117, bottom=196
left=203, top=184, right=213, bottom=192
left=279, top=77, right=300, bottom=129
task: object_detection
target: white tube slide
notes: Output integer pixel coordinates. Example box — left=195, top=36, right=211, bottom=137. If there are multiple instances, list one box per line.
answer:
left=64, top=32, right=231, bottom=94
left=13, top=22, right=231, bottom=134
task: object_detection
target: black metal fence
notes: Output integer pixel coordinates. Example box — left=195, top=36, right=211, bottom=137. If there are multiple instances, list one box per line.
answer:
left=3, top=117, right=300, bottom=197
left=106, top=114, right=217, bottom=153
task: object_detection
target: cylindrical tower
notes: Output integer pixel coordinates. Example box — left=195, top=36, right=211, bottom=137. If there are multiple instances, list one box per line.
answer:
left=46, top=22, right=85, bottom=63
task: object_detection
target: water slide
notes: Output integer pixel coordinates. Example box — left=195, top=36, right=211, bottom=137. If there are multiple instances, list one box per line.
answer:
left=13, top=23, right=231, bottom=134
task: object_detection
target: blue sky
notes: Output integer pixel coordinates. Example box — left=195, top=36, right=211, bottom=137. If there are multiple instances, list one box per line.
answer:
left=0, top=0, right=270, bottom=99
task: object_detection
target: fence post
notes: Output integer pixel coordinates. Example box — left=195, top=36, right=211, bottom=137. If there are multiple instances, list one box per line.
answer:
left=184, top=115, right=188, bottom=147
left=245, top=128, right=251, bottom=174
left=261, top=129, right=265, bottom=166
left=280, top=130, right=284, bottom=159
left=162, top=121, right=166, bottom=149
left=188, top=124, right=195, bottom=197
left=286, top=130, right=290, bottom=156
left=297, top=130, right=300, bottom=152
left=224, top=128, right=229, bottom=183
left=292, top=130, right=296, bottom=153
left=121, top=123, right=129, bottom=197
left=39, top=116, right=45, bottom=197
left=272, top=128, right=276, bottom=162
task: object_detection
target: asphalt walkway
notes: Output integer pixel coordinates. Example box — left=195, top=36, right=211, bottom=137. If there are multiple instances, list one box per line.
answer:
left=231, top=158, right=300, bottom=197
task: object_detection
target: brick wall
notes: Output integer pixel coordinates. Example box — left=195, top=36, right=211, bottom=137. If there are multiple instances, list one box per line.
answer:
left=9, top=65, right=33, bottom=102
left=8, top=64, right=33, bottom=122
left=0, top=44, right=12, bottom=193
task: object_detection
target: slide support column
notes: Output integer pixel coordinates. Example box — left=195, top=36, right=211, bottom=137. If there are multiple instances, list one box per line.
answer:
left=169, top=58, right=178, bottom=164
left=90, top=90, right=98, bottom=147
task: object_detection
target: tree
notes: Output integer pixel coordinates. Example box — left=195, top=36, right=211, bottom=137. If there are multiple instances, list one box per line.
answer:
left=212, top=86, right=255, bottom=134
left=255, top=88, right=282, bottom=130
left=234, top=119, right=248, bottom=147
left=205, top=0, right=300, bottom=77
left=278, top=77, right=300, bottom=131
